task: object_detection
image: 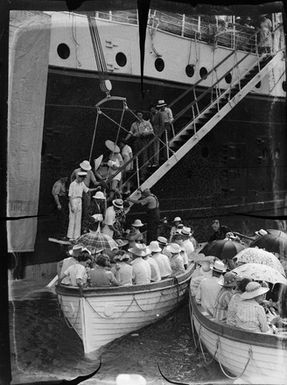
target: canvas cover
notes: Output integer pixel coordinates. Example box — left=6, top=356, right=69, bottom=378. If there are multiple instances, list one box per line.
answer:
left=7, top=11, right=51, bottom=252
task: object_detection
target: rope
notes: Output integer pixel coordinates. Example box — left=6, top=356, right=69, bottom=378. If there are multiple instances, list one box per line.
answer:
left=133, top=292, right=163, bottom=312
left=114, top=100, right=127, bottom=147
left=85, top=296, right=135, bottom=319
left=216, top=337, right=253, bottom=380
left=89, top=108, right=100, bottom=163
left=71, top=13, right=82, bottom=68
left=197, top=324, right=218, bottom=365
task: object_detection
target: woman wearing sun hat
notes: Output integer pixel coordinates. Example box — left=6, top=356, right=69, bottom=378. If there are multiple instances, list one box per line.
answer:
left=213, top=271, right=238, bottom=322
left=234, top=281, right=271, bottom=333
left=112, top=252, right=133, bottom=286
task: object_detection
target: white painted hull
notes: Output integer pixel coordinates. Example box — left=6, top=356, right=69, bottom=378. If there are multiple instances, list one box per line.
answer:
left=189, top=295, right=287, bottom=384
left=56, top=267, right=192, bottom=354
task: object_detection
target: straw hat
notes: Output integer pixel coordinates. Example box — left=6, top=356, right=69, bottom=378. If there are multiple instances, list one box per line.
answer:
left=94, top=155, right=103, bottom=171
left=91, top=213, right=103, bottom=222
left=93, top=191, right=106, bottom=200
left=173, top=216, right=181, bottom=222
left=255, top=229, right=268, bottom=236
left=241, top=281, right=269, bottom=300
left=157, top=236, right=168, bottom=246
left=193, top=254, right=214, bottom=265
left=77, top=171, right=87, bottom=177
left=157, top=99, right=167, bottom=108
left=114, top=253, right=131, bottom=262
left=115, top=239, right=129, bottom=248
left=218, top=271, right=237, bottom=288
left=68, top=244, right=83, bottom=256
left=149, top=241, right=162, bottom=253
left=112, top=199, right=124, bottom=209
left=81, top=247, right=92, bottom=255
left=181, top=226, right=191, bottom=236
left=80, top=160, right=92, bottom=171
left=211, top=260, right=226, bottom=273
left=131, top=219, right=144, bottom=227
left=128, top=243, right=149, bottom=257
left=166, top=243, right=182, bottom=254
left=105, top=140, right=120, bottom=153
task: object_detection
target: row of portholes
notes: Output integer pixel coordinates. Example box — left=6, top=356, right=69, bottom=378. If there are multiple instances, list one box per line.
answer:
left=57, top=43, right=286, bottom=92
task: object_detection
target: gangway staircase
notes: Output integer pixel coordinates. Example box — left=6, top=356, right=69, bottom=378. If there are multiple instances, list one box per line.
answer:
left=125, top=50, right=283, bottom=200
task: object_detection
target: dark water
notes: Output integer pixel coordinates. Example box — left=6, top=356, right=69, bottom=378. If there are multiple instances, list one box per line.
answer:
left=9, top=283, right=227, bottom=384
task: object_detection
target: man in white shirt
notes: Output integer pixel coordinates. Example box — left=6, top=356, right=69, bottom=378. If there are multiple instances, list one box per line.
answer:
left=157, top=100, right=174, bottom=160
left=181, top=227, right=195, bottom=262
left=59, top=253, right=90, bottom=290
left=119, top=140, right=133, bottom=195
left=129, top=244, right=151, bottom=285
left=67, top=172, right=99, bottom=240
left=195, top=260, right=226, bottom=316
left=102, top=199, right=123, bottom=238
left=144, top=247, right=161, bottom=282
left=149, top=241, right=172, bottom=279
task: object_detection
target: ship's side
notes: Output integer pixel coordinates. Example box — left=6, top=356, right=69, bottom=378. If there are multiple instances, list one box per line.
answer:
left=9, top=11, right=287, bottom=268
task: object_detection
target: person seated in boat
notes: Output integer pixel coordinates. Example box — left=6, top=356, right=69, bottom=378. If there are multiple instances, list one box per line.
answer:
left=190, top=255, right=214, bottom=296
left=169, top=217, right=182, bottom=242
left=170, top=234, right=188, bottom=269
left=89, top=254, right=120, bottom=287
left=127, top=219, right=144, bottom=243
left=129, top=243, right=151, bottom=285
left=268, top=284, right=287, bottom=332
left=157, top=236, right=170, bottom=257
left=208, top=219, right=231, bottom=242
left=213, top=271, right=238, bottom=322
left=143, top=246, right=161, bottom=282
left=195, top=260, right=226, bottom=316
left=181, top=226, right=196, bottom=262
left=112, top=251, right=133, bottom=286
left=235, top=281, right=272, bottom=334
left=59, top=252, right=91, bottom=290
left=166, top=243, right=185, bottom=276
left=149, top=241, right=172, bottom=279
left=226, top=277, right=251, bottom=326
left=57, top=244, right=84, bottom=282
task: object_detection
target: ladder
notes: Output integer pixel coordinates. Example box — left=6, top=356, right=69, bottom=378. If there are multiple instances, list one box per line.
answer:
left=127, top=51, right=283, bottom=199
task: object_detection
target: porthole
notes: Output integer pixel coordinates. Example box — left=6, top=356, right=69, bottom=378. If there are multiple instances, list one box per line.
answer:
left=185, top=64, right=195, bottom=78
left=225, top=73, right=232, bottom=84
left=255, top=81, right=261, bottom=89
left=200, top=67, right=208, bottom=79
left=57, top=43, right=70, bottom=60
left=116, top=52, right=127, bottom=67
left=201, top=146, right=209, bottom=158
left=282, top=81, right=287, bottom=92
left=155, top=58, right=165, bottom=72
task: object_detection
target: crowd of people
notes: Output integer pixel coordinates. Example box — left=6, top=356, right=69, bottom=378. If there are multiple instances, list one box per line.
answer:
left=51, top=99, right=175, bottom=243
left=57, top=224, right=197, bottom=290
left=191, top=252, right=287, bottom=335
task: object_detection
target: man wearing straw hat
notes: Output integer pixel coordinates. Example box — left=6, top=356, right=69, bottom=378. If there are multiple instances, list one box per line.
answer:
left=85, top=191, right=106, bottom=233
left=102, top=199, right=124, bottom=239
left=127, top=219, right=144, bottom=243
left=129, top=243, right=151, bottom=285
left=149, top=241, right=172, bottom=279
left=71, top=160, right=103, bottom=232
left=157, top=99, right=174, bottom=161
left=67, top=172, right=99, bottom=241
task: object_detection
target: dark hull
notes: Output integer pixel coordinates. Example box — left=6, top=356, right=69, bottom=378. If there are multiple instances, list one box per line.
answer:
left=29, top=67, right=287, bottom=265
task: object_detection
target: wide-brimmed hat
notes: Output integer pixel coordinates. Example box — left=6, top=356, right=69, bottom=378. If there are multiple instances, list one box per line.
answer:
left=114, top=253, right=131, bottom=262
left=166, top=243, right=182, bottom=254
left=105, top=140, right=120, bottom=153
left=157, top=236, right=168, bottom=246
left=77, top=171, right=87, bottom=177
left=211, top=260, right=226, bottom=273
left=80, top=160, right=92, bottom=171
left=93, top=191, right=106, bottom=200
left=157, top=99, right=167, bottom=108
left=68, top=244, right=83, bottom=257
left=128, top=243, right=149, bottom=257
left=94, top=155, right=103, bottom=171
left=218, top=271, right=237, bottom=287
left=112, top=199, right=124, bottom=209
left=241, top=281, right=269, bottom=300
left=149, top=241, right=162, bottom=253
left=181, top=226, right=191, bottom=236
left=91, top=213, right=103, bottom=222
left=81, top=247, right=92, bottom=255
left=173, top=216, right=181, bottom=222
left=115, top=239, right=129, bottom=248
left=255, top=229, right=268, bottom=237
left=131, top=219, right=144, bottom=227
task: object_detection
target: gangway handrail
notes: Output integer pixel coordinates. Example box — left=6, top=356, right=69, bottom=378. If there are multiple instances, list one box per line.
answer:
left=173, top=22, right=283, bottom=124
left=95, top=95, right=127, bottom=107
